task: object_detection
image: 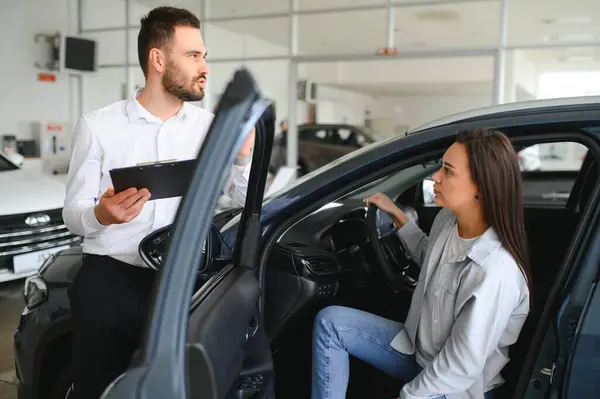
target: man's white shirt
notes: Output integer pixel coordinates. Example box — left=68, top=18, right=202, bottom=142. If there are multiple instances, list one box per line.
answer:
left=63, top=93, right=251, bottom=267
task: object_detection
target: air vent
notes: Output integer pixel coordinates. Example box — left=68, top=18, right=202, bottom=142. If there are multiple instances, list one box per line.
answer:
left=273, top=242, right=341, bottom=276
left=300, top=254, right=340, bottom=276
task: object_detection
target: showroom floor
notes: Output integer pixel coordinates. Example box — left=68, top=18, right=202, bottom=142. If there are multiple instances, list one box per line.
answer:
left=0, top=280, right=23, bottom=399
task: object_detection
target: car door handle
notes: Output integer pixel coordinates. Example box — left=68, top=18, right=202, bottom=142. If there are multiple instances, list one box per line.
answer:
left=246, top=316, right=259, bottom=341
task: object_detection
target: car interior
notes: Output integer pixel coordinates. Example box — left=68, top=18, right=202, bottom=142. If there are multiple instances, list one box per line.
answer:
left=257, top=139, right=599, bottom=399
left=139, top=136, right=598, bottom=398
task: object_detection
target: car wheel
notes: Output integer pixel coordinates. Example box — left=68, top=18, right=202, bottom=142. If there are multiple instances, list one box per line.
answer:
left=50, top=361, right=74, bottom=399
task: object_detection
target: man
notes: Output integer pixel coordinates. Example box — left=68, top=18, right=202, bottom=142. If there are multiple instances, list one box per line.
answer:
left=62, top=7, right=254, bottom=399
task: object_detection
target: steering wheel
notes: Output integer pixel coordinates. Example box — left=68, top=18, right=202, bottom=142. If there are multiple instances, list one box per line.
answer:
left=366, top=204, right=418, bottom=293
left=139, top=223, right=221, bottom=273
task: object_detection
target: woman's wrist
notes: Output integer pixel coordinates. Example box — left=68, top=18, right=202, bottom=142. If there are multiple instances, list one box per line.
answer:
left=392, top=210, right=409, bottom=228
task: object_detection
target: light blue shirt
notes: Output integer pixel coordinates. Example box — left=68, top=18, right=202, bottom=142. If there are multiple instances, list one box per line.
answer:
left=391, top=208, right=530, bottom=399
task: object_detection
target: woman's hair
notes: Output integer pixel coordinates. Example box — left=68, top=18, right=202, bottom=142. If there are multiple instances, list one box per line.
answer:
left=456, top=128, right=532, bottom=293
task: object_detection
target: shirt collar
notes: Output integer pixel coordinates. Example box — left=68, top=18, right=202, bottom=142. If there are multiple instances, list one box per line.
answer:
left=445, top=212, right=502, bottom=266
left=466, top=226, right=502, bottom=266
left=126, top=87, right=188, bottom=123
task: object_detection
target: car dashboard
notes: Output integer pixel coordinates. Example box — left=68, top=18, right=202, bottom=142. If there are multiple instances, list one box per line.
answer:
left=264, top=199, right=389, bottom=339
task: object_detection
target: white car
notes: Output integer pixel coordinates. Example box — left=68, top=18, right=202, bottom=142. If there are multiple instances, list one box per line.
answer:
left=0, top=152, right=81, bottom=283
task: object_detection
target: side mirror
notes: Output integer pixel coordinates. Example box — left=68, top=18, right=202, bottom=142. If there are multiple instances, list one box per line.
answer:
left=138, top=224, right=220, bottom=272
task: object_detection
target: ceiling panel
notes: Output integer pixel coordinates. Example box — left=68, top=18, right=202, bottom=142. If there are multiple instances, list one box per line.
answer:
left=298, top=0, right=385, bottom=11
left=205, top=0, right=289, bottom=18
left=131, top=0, right=204, bottom=18
left=393, top=1, right=501, bottom=50
left=506, top=0, right=600, bottom=45
left=337, top=81, right=493, bottom=96
left=297, top=8, right=388, bottom=55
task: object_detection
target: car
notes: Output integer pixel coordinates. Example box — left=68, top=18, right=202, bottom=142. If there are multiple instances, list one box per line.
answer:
left=13, top=69, right=600, bottom=399
left=270, top=122, right=375, bottom=175
left=0, top=151, right=81, bottom=284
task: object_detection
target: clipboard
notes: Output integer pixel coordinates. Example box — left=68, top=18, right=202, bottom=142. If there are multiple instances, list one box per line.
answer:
left=109, top=159, right=196, bottom=200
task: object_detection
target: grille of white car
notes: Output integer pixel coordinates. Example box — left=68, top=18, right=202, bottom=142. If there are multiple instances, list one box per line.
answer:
left=0, top=208, right=81, bottom=259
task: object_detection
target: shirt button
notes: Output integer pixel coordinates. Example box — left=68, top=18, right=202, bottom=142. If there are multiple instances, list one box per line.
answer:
left=433, top=319, right=438, bottom=324
left=435, top=346, right=441, bottom=350
left=435, top=291, right=439, bottom=296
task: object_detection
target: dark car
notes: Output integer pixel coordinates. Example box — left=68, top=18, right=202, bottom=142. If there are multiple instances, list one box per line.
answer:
left=14, top=69, right=600, bottom=399
left=270, top=123, right=375, bottom=175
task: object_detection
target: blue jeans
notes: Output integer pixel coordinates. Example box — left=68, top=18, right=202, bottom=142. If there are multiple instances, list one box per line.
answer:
left=311, top=306, right=495, bottom=399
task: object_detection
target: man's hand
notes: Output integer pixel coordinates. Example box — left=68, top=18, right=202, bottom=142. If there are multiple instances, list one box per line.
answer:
left=238, top=126, right=255, bottom=159
left=94, top=186, right=151, bottom=226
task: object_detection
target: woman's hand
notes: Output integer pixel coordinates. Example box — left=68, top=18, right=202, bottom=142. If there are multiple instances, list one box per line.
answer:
left=363, top=192, right=409, bottom=228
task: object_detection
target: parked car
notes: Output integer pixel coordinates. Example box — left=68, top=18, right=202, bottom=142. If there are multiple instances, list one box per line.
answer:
left=0, top=152, right=81, bottom=284
left=270, top=122, right=375, bottom=175
left=14, top=70, right=600, bottom=399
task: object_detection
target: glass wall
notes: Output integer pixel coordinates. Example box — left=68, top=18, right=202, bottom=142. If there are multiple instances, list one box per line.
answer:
left=80, top=0, right=599, bottom=135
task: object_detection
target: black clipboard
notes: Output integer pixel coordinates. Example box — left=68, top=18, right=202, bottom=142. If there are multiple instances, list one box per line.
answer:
left=109, top=159, right=196, bottom=200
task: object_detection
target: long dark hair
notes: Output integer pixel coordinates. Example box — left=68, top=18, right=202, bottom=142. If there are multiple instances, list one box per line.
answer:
left=456, top=128, right=532, bottom=294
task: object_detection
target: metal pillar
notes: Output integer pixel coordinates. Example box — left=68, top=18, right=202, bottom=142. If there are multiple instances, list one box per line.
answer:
left=125, top=0, right=133, bottom=96
left=286, top=0, right=299, bottom=172
left=493, top=0, right=508, bottom=105
left=386, top=0, right=395, bottom=49
left=77, top=0, right=84, bottom=116
left=201, top=0, right=213, bottom=111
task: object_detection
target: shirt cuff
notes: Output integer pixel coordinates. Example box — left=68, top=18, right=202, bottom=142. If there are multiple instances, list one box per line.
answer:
left=399, top=386, right=428, bottom=399
left=82, top=205, right=107, bottom=234
left=235, top=153, right=252, bottom=166
left=396, top=219, right=420, bottom=240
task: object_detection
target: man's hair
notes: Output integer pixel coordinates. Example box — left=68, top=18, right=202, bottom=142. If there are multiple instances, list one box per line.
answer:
left=137, top=6, right=200, bottom=77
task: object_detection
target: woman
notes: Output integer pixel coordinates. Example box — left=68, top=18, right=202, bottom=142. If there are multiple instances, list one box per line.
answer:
left=312, top=128, right=532, bottom=399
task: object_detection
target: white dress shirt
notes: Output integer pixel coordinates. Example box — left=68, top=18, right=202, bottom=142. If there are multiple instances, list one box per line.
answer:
left=62, top=92, right=251, bottom=267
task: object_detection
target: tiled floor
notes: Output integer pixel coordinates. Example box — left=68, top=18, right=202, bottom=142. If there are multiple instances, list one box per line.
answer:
left=0, top=280, right=26, bottom=399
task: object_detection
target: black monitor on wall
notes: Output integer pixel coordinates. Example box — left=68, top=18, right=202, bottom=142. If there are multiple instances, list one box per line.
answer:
left=58, top=34, right=97, bottom=75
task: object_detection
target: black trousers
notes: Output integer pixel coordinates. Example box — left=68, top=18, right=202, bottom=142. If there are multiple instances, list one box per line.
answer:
left=67, top=254, right=156, bottom=399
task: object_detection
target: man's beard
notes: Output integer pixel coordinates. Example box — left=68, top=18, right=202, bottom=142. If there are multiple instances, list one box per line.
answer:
left=162, top=63, right=205, bottom=102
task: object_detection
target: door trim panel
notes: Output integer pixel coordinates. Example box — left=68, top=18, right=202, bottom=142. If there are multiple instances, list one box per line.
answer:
left=187, top=266, right=264, bottom=399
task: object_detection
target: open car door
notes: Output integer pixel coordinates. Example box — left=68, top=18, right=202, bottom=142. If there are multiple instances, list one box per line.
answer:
left=102, top=68, right=276, bottom=399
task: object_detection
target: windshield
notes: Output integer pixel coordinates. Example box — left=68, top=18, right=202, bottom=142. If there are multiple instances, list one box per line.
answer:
left=263, top=135, right=399, bottom=201
left=0, top=153, right=18, bottom=172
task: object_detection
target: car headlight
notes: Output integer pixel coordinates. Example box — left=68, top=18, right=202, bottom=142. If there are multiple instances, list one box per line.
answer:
left=23, top=276, right=48, bottom=310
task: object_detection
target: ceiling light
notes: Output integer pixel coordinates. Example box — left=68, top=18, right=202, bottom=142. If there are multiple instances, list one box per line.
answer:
left=541, top=16, right=592, bottom=25
left=544, top=33, right=594, bottom=42
left=415, top=9, right=460, bottom=22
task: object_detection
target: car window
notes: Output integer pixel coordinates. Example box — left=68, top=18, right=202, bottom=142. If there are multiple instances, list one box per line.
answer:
left=518, top=142, right=588, bottom=171
left=330, top=129, right=346, bottom=145
left=314, top=129, right=327, bottom=140
left=337, top=128, right=352, bottom=141
left=422, top=141, right=590, bottom=207
left=301, top=128, right=329, bottom=143
left=338, top=128, right=364, bottom=146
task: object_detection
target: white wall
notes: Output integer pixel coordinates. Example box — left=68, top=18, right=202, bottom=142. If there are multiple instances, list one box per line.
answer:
left=503, top=50, right=539, bottom=103
left=339, top=57, right=495, bottom=87
left=205, top=22, right=290, bottom=125
left=313, top=85, right=373, bottom=125
left=0, top=0, right=77, bottom=138
left=368, top=94, right=493, bottom=137
left=0, top=0, right=295, bottom=142
left=80, top=0, right=152, bottom=113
